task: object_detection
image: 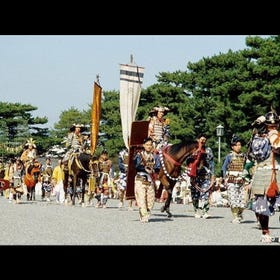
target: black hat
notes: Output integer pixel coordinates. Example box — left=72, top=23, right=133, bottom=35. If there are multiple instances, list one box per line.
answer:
left=265, top=111, right=280, bottom=125
left=196, top=133, right=208, bottom=139
left=230, top=134, right=242, bottom=146
left=101, top=149, right=108, bottom=155
left=143, top=137, right=153, bottom=144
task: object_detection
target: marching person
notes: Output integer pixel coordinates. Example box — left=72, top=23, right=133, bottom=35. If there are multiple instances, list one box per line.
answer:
left=133, top=137, right=161, bottom=223
left=147, top=106, right=171, bottom=152
left=41, top=157, right=53, bottom=202
left=222, top=135, right=247, bottom=224
left=52, top=158, right=65, bottom=204
left=250, top=111, right=280, bottom=243
left=10, top=158, right=25, bottom=204
left=95, top=150, right=114, bottom=208
left=189, top=133, right=215, bottom=219
left=117, top=148, right=129, bottom=208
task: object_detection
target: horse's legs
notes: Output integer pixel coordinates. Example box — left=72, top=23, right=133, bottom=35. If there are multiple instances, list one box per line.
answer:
left=26, top=188, right=30, bottom=201
left=32, top=187, right=35, bottom=201
left=72, top=176, right=76, bottom=205
left=81, top=180, right=86, bottom=207
left=160, top=188, right=173, bottom=218
left=63, top=171, right=69, bottom=202
left=42, top=187, right=46, bottom=200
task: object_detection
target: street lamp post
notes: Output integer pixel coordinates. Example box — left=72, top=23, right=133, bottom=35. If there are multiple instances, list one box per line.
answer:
left=216, top=124, right=224, bottom=164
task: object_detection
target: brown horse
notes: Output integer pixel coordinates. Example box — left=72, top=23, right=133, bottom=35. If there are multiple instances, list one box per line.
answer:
left=66, top=153, right=97, bottom=206
left=158, top=138, right=201, bottom=217
left=24, top=161, right=41, bottom=201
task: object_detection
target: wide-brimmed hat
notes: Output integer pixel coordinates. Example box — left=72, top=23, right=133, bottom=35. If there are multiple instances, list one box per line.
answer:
left=69, top=123, right=86, bottom=132
left=24, top=138, right=36, bottom=148
left=149, top=106, right=170, bottom=116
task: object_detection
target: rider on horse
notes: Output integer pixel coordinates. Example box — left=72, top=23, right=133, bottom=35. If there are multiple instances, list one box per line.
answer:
left=20, top=138, right=37, bottom=172
left=147, top=106, right=171, bottom=152
left=63, top=123, right=86, bottom=164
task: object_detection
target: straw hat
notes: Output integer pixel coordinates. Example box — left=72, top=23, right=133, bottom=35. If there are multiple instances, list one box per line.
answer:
left=69, top=123, right=86, bottom=132
left=149, top=106, right=170, bottom=116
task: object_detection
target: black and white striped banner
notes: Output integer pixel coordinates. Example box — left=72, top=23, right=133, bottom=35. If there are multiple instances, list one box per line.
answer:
left=119, top=63, right=144, bottom=149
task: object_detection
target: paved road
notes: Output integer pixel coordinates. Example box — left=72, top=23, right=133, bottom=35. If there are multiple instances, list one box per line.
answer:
left=1, top=195, right=280, bottom=246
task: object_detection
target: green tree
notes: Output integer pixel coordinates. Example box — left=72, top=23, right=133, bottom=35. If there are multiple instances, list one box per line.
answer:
left=0, top=102, right=49, bottom=158
left=143, top=35, right=280, bottom=175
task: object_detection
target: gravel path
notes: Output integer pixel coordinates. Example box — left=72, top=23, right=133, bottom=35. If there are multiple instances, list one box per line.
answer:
left=1, top=195, right=279, bottom=246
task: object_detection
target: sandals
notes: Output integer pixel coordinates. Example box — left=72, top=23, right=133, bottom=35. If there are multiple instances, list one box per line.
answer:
left=260, top=234, right=272, bottom=243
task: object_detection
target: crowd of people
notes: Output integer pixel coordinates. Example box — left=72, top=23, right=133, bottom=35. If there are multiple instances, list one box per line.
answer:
left=1, top=106, right=280, bottom=243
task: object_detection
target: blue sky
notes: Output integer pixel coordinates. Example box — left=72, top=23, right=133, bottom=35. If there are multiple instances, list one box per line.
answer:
left=0, top=35, right=256, bottom=128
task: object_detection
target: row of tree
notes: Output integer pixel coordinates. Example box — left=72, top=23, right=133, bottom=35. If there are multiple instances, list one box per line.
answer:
left=1, top=35, right=280, bottom=175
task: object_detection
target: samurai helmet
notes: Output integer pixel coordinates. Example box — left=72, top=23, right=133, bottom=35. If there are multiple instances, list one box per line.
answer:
left=265, top=111, right=280, bottom=125
left=149, top=106, right=170, bottom=116
left=69, top=123, right=86, bottom=132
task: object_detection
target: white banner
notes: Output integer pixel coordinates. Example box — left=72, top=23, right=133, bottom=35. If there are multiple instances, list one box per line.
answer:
left=119, top=63, right=144, bottom=149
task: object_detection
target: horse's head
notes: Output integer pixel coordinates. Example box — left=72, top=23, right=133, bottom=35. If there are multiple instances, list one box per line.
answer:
left=158, top=139, right=199, bottom=187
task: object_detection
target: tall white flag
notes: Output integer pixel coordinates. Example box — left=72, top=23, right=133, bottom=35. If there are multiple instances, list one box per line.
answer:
left=119, top=62, right=144, bottom=149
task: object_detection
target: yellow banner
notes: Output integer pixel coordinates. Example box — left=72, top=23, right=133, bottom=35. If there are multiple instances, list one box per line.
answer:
left=91, top=82, right=102, bottom=154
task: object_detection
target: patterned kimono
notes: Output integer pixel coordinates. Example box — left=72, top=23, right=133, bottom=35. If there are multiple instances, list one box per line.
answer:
left=222, top=151, right=247, bottom=221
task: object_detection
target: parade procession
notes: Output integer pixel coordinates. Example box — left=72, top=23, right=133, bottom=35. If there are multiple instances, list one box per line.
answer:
left=1, top=36, right=280, bottom=245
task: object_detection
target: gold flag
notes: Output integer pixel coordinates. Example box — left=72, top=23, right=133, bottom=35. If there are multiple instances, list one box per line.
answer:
left=90, top=82, right=102, bottom=154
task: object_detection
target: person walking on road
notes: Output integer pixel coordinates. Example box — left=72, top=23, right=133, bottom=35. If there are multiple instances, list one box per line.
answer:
left=52, top=159, right=65, bottom=204
left=189, top=133, right=215, bottom=219
left=133, top=137, right=161, bottom=223
left=250, top=111, right=280, bottom=243
left=222, top=135, right=247, bottom=224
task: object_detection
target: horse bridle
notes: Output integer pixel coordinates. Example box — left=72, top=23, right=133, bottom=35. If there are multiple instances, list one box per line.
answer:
left=159, top=145, right=200, bottom=182
left=73, top=154, right=94, bottom=173
left=159, top=147, right=185, bottom=181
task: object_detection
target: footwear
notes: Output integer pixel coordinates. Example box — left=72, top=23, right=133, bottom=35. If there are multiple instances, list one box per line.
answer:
left=231, top=218, right=241, bottom=224
left=118, top=202, right=124, bottom=208
left=140, top=215, right=149, bottom=223
left=194, top=213, right=201, bottom=218
left=238, top=213, right=244, bottom=222
left=202, top=213, right=211, bottom=219
left=260, top=234, right=272, bottom=243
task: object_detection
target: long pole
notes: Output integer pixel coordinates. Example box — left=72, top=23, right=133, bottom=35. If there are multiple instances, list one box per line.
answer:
left=218, top=136, right=221, bottom=164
